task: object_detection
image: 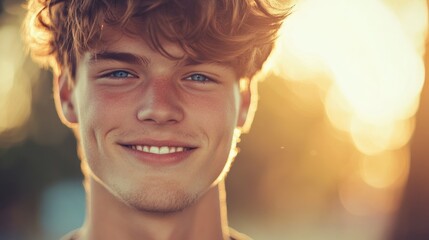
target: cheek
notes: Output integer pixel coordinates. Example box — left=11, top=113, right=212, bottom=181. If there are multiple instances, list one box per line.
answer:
left=78, top=88, right=130, bottom=127
left=191, top=88, right=240, bottom=151
left=76, top=89, right=139, bottom=182
left=210, top=88, right=241, bottom=129
left=198, top=92, right=240, bottom=182
left=75, top=87, right=131, bottom=158
left=192, top=93, right=239, bottom=132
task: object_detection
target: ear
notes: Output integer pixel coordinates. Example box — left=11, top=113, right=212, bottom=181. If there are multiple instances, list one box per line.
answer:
left=53, top=73, right=78, bottom=127
left=237, top=78, right=257, bottom=132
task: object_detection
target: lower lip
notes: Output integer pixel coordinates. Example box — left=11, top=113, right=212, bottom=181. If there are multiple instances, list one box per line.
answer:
left=120, top=145, right=195, bottom=166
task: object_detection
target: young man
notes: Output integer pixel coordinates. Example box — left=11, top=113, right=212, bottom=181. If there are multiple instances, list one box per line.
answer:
left=24, top=0, right=287, bottom=239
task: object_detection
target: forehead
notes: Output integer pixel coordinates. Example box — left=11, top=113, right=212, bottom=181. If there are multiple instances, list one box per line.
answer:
left=84, top=24, right=239, bottom=76
left=81, top=25, right=237, bottom=79
left=94, top=25, right=186, bottom=60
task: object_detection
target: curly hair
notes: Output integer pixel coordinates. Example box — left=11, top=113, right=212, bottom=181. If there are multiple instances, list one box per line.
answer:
left=23, top=0, right=289, bottom=80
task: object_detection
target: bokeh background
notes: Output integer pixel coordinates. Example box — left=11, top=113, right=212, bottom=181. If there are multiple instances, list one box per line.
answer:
left=0, top=0, right=428, bottom=239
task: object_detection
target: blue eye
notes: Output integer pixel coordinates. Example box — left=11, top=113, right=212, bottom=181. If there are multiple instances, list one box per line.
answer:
left=107, top=70, right=135, bottom=78
left=187, top=74, right=211, bottom=83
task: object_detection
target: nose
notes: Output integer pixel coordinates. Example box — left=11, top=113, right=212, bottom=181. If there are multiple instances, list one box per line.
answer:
left=136, top=79, right=184, bottom=124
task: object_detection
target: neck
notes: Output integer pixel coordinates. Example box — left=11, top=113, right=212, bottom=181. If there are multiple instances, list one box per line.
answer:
left=77, top=177, right=231, bottom=240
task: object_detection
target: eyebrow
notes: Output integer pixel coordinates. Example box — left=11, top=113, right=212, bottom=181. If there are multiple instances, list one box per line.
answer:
left=177, top=57, right=201, bottom=67
left=88, top=51, right=151, bottom=66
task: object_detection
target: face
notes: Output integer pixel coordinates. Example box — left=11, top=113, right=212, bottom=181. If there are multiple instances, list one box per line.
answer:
left=58, top=27, right=251, bottom=213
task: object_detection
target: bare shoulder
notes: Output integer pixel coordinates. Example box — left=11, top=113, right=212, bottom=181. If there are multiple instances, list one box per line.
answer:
left=230, top=227, right=253, bottom=240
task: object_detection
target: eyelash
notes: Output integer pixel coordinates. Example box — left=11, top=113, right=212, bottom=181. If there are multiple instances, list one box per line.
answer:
left=100, top=71, right=214, bottom=84
left=102, top=70, right=137, bottom=79
left=184, top=73, right=214, bottom=83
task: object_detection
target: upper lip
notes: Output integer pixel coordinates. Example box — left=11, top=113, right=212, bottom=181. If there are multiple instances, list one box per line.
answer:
left=117, top=139, right=198, bottom=148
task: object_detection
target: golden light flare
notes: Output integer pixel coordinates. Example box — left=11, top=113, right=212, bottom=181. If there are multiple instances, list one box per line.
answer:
left=263, top=0, right=427, bottom=225
left=324, top=85, right=352, bottom=132
left=359, top=149, right=410, bottom=189
left=382, top=0, right=428, bottom=55
left=0, top=23, right=33, bottom=139
left=338, top=172, right=400, bottom=216
left=350, top=118, right=415, bottom=155
left=0, top=59, right=15, bottom=96
left=0, top=76, right=32, bottom=134
left=266, top=0, right=427, bottom=153
left=339, top=149, right=410, bottom=217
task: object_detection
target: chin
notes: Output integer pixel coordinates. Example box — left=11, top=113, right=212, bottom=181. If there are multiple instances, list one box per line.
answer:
left=111, top=180, right=201, bottom=214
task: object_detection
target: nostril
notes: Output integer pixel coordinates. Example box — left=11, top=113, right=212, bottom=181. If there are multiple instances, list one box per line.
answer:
left=136, top=107, right=183, bottom=124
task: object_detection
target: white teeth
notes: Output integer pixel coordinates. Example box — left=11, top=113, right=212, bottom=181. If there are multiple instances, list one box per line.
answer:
left=150, top=146, right=159, bottom=154
left=130, top=145, right=189, bottom=154
left=169, top=147, right=176, bottom=153
left=160, top=146, right=169, bottom=154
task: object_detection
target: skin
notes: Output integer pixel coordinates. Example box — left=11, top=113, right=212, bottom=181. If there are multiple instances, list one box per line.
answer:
left=57, top=26, right=252, bottom=240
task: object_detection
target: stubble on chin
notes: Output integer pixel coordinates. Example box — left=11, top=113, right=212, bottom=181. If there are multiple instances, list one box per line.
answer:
left=112, top=181, right=200, bottom=214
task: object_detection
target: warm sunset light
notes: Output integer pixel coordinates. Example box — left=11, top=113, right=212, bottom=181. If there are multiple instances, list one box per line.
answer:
left=338, top=171, right=400, bottom=216
left=262, top=0, right=428, bottom=237
left=0, top=0, right=427, bottom=239
left=0, top=24, right=33, bottom=139
left=267, top=0, right=427, bottom=154
left=360, top=149, right=409, bottom=189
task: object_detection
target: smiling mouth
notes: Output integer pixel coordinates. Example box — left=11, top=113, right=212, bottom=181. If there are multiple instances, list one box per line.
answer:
left=124, top=145, right=195, bottom=155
